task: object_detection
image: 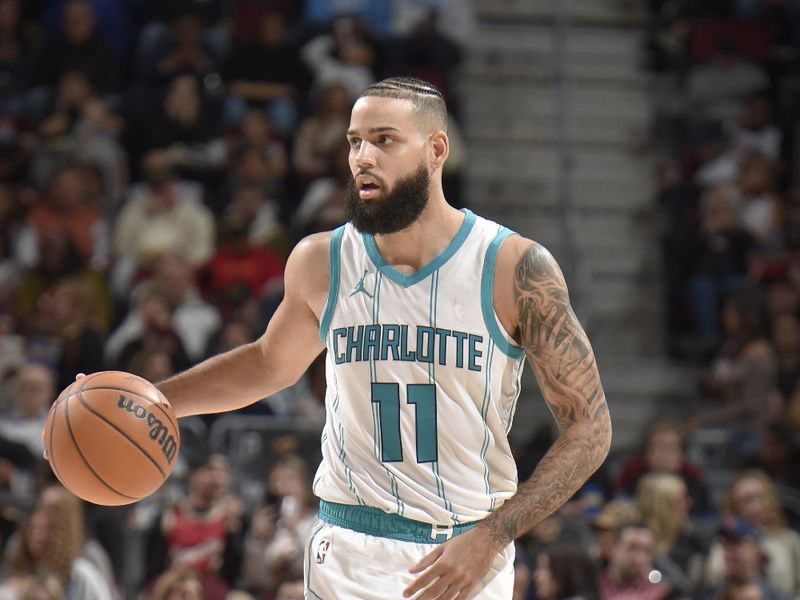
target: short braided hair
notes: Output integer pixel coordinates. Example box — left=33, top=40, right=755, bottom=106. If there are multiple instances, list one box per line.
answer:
left=358, top=77, right=448, bottom=133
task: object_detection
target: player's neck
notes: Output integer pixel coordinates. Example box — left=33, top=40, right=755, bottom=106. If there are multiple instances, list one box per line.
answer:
left=371, top=194, right=464, bottom=273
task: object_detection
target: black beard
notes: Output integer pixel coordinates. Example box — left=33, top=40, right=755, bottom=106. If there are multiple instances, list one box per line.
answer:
left=346, top=164, right=430, bottom=234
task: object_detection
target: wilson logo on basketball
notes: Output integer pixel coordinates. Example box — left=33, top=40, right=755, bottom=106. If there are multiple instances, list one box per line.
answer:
left=117, top=395, right=178, bottom=464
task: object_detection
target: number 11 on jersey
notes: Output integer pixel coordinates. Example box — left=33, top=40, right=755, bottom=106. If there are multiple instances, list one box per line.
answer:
left=371, top=383, right=438, bottom=463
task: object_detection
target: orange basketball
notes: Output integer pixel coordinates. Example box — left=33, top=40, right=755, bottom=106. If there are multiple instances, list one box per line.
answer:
left=44, top=371, right=180, bottom=506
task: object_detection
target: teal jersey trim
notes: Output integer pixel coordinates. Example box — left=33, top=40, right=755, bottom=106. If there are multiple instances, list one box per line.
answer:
left=319, top=225, right=346, bottom=342
left=318, top=500, right=479, bottom=544
left=481, top=227, right=525, bottom=359
left=362, top=209, right=477, bottom=288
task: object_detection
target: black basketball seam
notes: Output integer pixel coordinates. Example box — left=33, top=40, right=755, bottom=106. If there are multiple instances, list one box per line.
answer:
left=76, top=391, right=167, bottom=480
left=78, top=371, right=105, bottom=393
left=64, top=392, right=141, bottom=501
left=69, top=386, right=179, bottom=434
left=48, top=378, right=79, bottom=480
left=48, top=398, right=64, bottom=484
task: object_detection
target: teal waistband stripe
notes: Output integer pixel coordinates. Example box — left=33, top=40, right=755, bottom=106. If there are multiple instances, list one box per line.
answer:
left=318, top=500, right=479, bottom=544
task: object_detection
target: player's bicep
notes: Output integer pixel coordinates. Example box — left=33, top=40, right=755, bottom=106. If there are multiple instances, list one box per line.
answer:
left=257, top=290, right=325, bottom=388
left=514, top=243, right=606, bottom=429
left=256, top=234, right=330, bottom=389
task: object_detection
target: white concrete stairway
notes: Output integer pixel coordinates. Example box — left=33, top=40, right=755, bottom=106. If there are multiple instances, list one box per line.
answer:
left=460, top=0, right=695, bottom=450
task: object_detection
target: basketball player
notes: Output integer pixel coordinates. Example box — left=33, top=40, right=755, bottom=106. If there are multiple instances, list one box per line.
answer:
left=155, top=77, right=612, bottom=598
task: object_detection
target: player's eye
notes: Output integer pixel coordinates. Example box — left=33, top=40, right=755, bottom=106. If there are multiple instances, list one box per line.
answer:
left=377, top=135, right=394, bottom=145
left=349, top=138, right=362, bottom=150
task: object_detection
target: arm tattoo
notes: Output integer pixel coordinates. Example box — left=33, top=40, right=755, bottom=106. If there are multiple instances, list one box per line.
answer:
left=481, top=243, right=612, bottom=548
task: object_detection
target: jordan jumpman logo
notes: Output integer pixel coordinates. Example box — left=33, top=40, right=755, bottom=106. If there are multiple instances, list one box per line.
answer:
left=349, top=269, right=374, bottom=299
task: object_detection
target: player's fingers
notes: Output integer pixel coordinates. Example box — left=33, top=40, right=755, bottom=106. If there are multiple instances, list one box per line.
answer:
left=453, top=585, right=475, bottom=600
left=75, top=372, right=86, bottom=381
left=413, top=577, right=454, bottom=600
left=42, top=448, right=49, bottom=461
left=409, top=545, right=444, bottom=574
left=403, top=563, right=443, bottom=597
left=441, top=588, right=462, bottom=600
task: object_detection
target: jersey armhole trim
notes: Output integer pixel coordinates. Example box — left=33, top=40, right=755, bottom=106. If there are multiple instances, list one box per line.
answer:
left=481, top=228, right=525, bottom=360
left=319, top=225, right=346, bottom=343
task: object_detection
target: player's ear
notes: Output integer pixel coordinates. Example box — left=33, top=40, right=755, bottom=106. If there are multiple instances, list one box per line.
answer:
left=429, top=131, right=449, bottom=171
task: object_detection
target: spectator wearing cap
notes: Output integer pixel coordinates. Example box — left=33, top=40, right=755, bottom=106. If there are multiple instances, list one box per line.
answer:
left=144, top=452, right=244, bottom=600
left=597, top=522, right=672, bottom=600
left=706, top=470, right=800, bottom=597
left=590, top=500, right=641, bottom=570
left=698, top=517, right=790, bottom=600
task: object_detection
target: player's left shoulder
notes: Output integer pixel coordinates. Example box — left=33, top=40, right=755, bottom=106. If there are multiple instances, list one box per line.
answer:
left=494, top=236, right=565, bottom=290
left=492, top=236, right=535, bottom=340
left=493, top=236, right=568, bottom=339
left=495, top=235, right=563, bottom=272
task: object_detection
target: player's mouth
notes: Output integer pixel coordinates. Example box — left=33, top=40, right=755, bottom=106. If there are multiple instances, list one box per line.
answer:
left=357, top=176, right=382, bottom=200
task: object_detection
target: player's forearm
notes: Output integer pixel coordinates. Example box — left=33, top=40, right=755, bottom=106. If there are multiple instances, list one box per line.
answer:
left=479, top=403, right=611, bottom=549
left=158, top=342, right=287, bottom=418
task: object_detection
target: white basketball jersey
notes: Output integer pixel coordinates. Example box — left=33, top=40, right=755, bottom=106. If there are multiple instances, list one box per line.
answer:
left=313, top=210, right=526, bottom=525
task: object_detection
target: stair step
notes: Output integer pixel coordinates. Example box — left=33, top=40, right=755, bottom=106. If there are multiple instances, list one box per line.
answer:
left=475, top=0, right=649, bottom=27
left=466, top=174, right=652, bottom=211
left=468, top=147, right=655, bottom=187
left=463, top=5, right=686, bottom=452
left=459, top=81, right=651, bottom=111
left=462, top=90, right=651, bottom=122
left=466, top=117, right=649, bottom=146
left=474, top=23, right=645, bottom=55
left=464, top=50, right=644, bottom=82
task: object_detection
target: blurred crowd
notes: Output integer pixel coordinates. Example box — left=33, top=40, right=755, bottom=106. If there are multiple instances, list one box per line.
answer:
left=0, top=0, right=471, bottom=598
left=6, top=1, right=800, bottom=600
left=644, top=0, right=800, bottom=598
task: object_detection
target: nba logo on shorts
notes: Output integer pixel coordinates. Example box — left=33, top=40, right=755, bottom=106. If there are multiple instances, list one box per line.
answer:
left=316, top=539, right=331, bottom=564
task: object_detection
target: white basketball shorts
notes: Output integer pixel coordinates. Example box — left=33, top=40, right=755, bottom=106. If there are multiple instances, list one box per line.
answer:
left=303, top=502, right=514, bottom=599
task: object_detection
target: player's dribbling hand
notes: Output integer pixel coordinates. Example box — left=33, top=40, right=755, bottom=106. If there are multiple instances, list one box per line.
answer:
left=403, top=524, right=503, bottom=600
left=42, top=372, right=86, bottom=461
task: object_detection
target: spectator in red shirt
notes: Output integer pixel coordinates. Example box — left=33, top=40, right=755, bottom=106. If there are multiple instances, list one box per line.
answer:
left=615, top=419, right=711, bottom=514
left=144, top=452, right=244, bottom=600
left=202, top=210, right=284, bottom=305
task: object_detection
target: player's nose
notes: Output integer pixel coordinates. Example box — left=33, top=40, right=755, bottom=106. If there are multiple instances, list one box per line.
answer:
left=353, top=144, right=376, bottom=169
